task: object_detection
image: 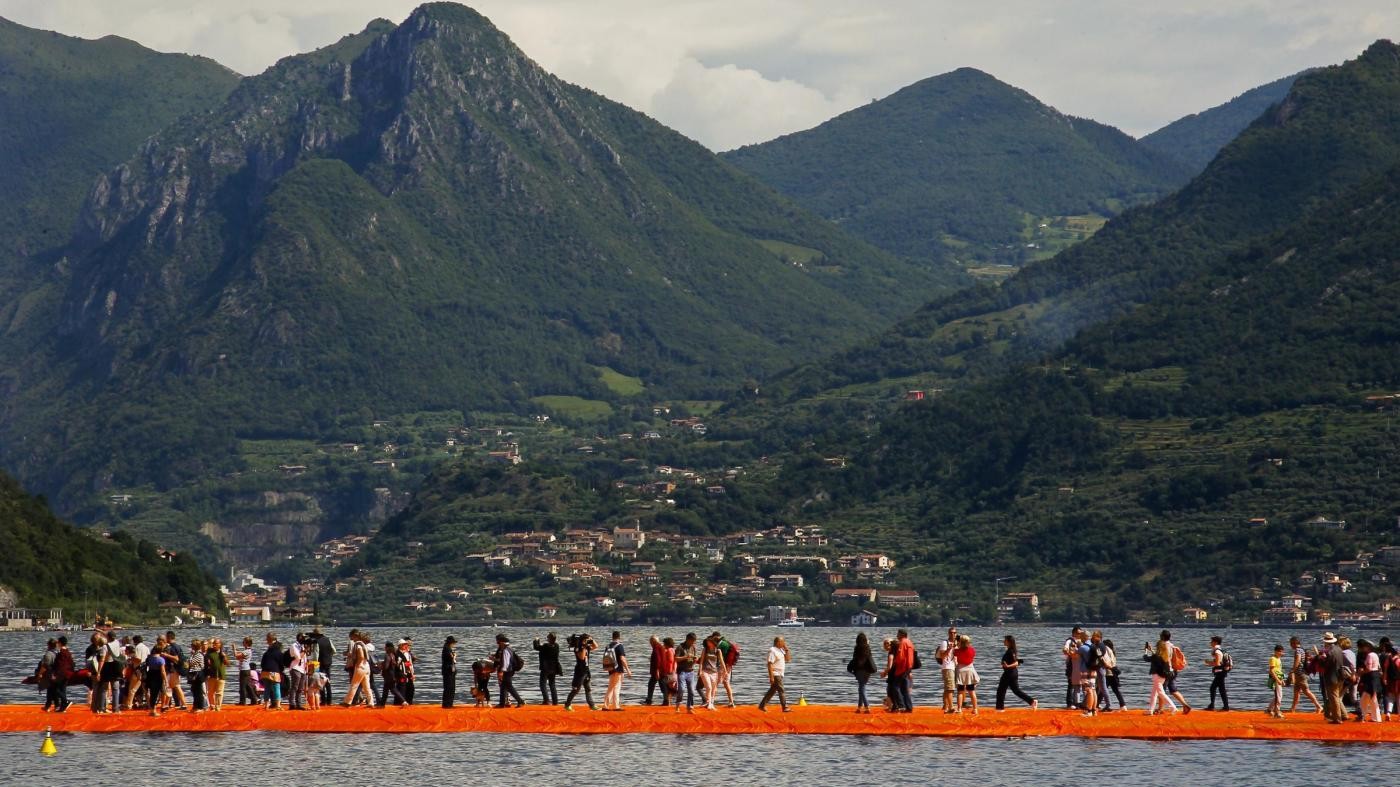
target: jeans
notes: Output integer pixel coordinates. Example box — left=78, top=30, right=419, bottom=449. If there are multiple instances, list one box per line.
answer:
left=759, top=675, right=787, bottom=710
left=1208, top=672, right=1229, bottom=709
left=890, top=672, right=912, bottom=708
left=676, top=670, right=697, bottom=708
left=539, top=673, right=558, bottom=705
left=995, top=668, right=1035, bottom=710
left=498, top=672, right=523, bottom=707
left=287, top=671, right=305, bottom=710
left=856, top=675, right=869, bottom=709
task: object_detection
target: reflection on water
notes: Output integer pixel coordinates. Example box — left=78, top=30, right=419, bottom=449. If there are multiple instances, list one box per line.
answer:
left=3, top=624, right=1396, bottom=782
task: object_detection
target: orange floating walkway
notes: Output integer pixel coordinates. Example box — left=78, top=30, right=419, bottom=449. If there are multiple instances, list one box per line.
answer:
left=3, top=704, right=1399, bottom=742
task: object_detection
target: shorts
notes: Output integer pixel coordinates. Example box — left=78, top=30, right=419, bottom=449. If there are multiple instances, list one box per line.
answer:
left=941, top=669, right=956, bottom=693
left=1164, top=676, right=1179, bottom=694
left=167, top=672, right=182, bottom=689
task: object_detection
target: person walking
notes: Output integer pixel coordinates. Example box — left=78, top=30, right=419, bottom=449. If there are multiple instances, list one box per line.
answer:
left=51, top=636, right=74, bottom=713
left=1358, top=639, right=1383, bottom=722
left=341, top=631, right=374, bottom=708
left=1159, top=630, right=1191, bottom=714
left=602, top=631, right=632, bottom=711
left=1339, top=636, right=1360, bottom=721
left=1204, top=635, right=1231, bottom=711
left=674, top=633, right=699, bottom=713
left=1319, top=632, right=1345, bottom=723
left=699, top=634, right=727, bottom=711
left=494, top=634, right=524, bottom=708
left=441, top=636, right=459, bottom=708
left=1143, top=638, right=1177, bottom=715
left=1287, top=636, right=1322, bottom=713
left=995, top=635, right=1036, bottom=711
left=562, top=633, right=597, bottom=711
left=848, top=632, right=878, bottom=713
left=533, top=633, right=562, bottom=705
left=1267, top=644, right=1286, bottom=718
left=1101, top=638, right=1126, bottom=710
left=757, top=636, right=792, bottom=713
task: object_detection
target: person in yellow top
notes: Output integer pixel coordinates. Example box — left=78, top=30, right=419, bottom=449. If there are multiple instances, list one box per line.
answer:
left=1267, top=645, right=1286, bottom=718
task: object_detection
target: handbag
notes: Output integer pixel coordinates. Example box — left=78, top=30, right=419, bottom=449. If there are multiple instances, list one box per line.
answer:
left=260, top=670, right=282, bottom=683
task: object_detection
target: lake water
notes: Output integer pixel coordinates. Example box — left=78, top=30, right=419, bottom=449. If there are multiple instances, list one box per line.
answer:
left=2, top=624, right=1395, bottom=783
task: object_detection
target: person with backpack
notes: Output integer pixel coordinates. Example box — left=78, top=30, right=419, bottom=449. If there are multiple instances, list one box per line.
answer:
left=494, top=633, right=524, bottom=708
left=562, top=633, right=597, bottom=711
left=602, top=631, right=632, bottom=711
left=340, top=631, right=373, bottom=708
left=1162, top=630, right=1192, bottom=714
left=1101, top=638, right=1126, bottom=711
left=1203, top=635, right=1231, bottom=711
left=715, top=632, right=739, bottom=708
left=1077, top=633, right=1099, bottom=716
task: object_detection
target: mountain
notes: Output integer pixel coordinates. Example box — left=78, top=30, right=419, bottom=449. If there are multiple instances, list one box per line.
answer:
left=765, top=41, right=1400, bottom=403
left=0, top=17, right=239, bottom=275
left=0, top=470, right=224, bottom=622
left=0, top=4, right=958, bottom=529
left=1141, top=72, right=1303, bottom=173
left=722, top=68, right=1192, bottom=266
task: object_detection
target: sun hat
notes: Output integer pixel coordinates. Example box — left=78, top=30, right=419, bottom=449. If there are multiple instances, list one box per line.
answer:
left=1321, top=632, right=1337, bottom=644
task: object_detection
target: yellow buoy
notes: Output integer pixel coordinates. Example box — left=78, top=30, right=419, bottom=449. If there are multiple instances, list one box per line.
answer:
left=797, top=694, right=807, bottom=707
left=40, top=726, right=56, bottom=757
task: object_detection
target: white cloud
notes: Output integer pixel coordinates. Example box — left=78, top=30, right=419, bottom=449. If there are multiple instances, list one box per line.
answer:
left=1, top=0, right=1397, bottom=149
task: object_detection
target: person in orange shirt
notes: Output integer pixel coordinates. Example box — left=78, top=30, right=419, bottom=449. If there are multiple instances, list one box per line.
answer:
left=882, top=629, right=916, bottom=713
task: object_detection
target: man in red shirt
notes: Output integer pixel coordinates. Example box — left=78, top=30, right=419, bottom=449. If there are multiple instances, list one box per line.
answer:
left=882, top=629, right=916, bottom=712
left=649, top=635, right=676, bottom=706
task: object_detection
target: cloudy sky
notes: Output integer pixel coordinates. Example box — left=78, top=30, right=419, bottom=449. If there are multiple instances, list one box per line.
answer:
left=4, top=1, right=1397, bottom=151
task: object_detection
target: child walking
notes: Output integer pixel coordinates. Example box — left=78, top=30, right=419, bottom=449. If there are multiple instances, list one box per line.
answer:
left=1267, top=645, right=1286, bottom=718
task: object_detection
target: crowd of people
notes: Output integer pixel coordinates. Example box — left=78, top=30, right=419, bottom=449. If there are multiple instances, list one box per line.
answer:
left=26, top=624, right=1400, bottom=722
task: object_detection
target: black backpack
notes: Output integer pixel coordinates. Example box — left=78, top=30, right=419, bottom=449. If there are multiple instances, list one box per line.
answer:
left=510, top=649, right=525, bottom=672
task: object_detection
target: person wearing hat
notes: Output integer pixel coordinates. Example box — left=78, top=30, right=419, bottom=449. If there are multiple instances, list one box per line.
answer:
left=441, top=636, right=459, bottom=708
left=494, top=633, right=524, bottom=708
left=1319, top=632, right=1345, bottom=723
left=398, top=639, right=417, bottom=705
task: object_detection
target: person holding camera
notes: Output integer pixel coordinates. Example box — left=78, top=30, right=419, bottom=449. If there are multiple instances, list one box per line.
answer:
left=757, top=636, right=792, bottom=712
left=563, top=633, right=598, bottom=711
left=534, top=633, right=562, bottom=705
left=674, top=632, right=700, bottom=713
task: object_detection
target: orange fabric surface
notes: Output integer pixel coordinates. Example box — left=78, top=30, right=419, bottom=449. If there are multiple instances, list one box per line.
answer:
left=3, top=704, right=1399, bottom=741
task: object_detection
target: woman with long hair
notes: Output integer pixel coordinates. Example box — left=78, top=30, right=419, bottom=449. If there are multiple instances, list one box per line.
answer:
left=848, top=633, right=878, bottom=713
left=1143, top=638, right=1177, bottom=715
left=995, top=635, right=1036, bottom=711
left=954, top=635, right=979, bottom=715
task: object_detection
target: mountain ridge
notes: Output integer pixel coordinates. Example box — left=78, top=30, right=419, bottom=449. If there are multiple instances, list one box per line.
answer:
left=722, top=66, right=1192, bottom=265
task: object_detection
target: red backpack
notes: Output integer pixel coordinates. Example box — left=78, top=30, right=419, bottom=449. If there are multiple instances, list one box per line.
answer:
left=723, top=640, right=740, bottom=668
